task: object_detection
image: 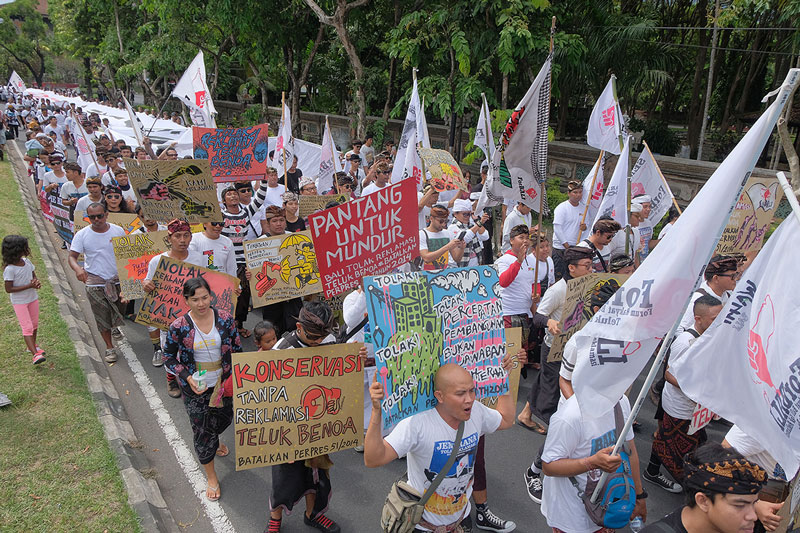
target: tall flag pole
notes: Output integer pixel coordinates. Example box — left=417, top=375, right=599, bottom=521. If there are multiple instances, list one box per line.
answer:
left=391, top=69, right=423, bottom=184
left=120, top=92, right=146, bottom=147
left=474, top=93, right=495, bottom=164
left=319, top=116, right=341, bottom=194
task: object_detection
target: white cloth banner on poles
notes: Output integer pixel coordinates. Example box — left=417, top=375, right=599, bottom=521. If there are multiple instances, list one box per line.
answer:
left=8, top=71, right=26, bottom=92
left=580, top=155, right=605, bottom=225
left=592, top=135, right=630, bottom=228
left=121, top=93, right=146, bottom=147
left=671, top=215, right=800, bottom=478
left=587, top=76, right=622, bottom=155
left=474, top=94, right=495, bottom=164
left=391, top=76, right=422, bottom=184
left=572, top=70, right=799, bottom=419
left=171, top=50, right=217, bottom=128
left=273, top=102, right=295, bottom=179
left=630, top=142, right=676, bottom=225
left=71, top=115, right=97, bottom=172
left=400, top=128, right=424, bottom=190
left=418, top=97, right=431, bottom=149
left=317, top=118, right=341, bottom=194
left=478, top=54, right=552, bottom=213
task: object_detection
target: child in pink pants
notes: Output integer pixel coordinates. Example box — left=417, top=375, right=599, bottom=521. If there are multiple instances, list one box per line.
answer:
left=3, top=235, right=44, bottom=364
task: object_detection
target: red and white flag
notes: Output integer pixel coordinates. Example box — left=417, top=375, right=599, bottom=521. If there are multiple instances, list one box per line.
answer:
left=630, top=142, right=676, bottom=225
left=317, top=117, right=341, bottom=194
left=473, top=94, right=495, bottom=164
left=172, top=51, right=217, bottom=128
left=671, top=214, right=800, bottom=477
left=8, top=70, right=26, bottom=93
left=400, top=128, right=423, bottom=189
left=273, top=101, right=294, bottom=178
left=580, top=155, right=605, bottom=226
left=587, top=76, right=622, bottom=155
left=592, top=135, right=630, bottom=228
left=391, top=76, right=423, bottom=184
left=572, top=71, right=798, bottom=418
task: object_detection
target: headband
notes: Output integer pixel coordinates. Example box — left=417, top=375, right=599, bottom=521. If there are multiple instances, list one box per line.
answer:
left=684, top=458, right=766, bottom=495
left=297, top=307, right=335, bottom=337
left=167, top=219, right=191, bottom=234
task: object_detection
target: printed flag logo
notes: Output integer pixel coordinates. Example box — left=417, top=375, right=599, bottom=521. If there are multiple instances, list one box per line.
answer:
left=601, top=105, right=616, bottom=127
left=748, top=295, right=776, bottom=394
left=195, top=90, right=207, bottom=108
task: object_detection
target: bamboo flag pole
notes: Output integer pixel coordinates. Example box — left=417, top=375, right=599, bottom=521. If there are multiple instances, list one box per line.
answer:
left=576, top=150, right=604, bottom=243
left=643, top=140, right=683, bottom=215
left=534, top=15, right=556, bottom=297
left=280, top=92, right=288, bottom=181
left=611, top=76, right=631, bottom=255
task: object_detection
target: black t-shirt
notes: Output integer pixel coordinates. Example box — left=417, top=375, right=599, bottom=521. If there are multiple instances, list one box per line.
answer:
left=286, top=217, right=306, bottom=233
left=641, top=508, right=688, bottom=533
left=281, top=168, right=302, bottom=195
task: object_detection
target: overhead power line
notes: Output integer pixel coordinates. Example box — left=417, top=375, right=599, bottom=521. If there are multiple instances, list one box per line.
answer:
left=621, top=37, right=799, bottom=57
left=599, top=25, right=798, bottom=31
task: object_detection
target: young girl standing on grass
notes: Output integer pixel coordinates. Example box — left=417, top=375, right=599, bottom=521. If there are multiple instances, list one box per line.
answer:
left=2, top=235, right=45, bottom=364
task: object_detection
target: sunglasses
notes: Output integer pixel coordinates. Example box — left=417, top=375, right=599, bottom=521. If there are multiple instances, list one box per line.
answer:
left=210, top=222, right=225, bottom=227
left=716, top=272, right=742, bottom=281
left=87, top=213, right=106, bottom=220
left=379, top=170, right=391, bottom=175
left=105, top=194, right=121, bottom=200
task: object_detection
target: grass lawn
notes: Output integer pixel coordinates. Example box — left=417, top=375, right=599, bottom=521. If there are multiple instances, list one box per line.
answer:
left=0, top=160, right=141, bottom=532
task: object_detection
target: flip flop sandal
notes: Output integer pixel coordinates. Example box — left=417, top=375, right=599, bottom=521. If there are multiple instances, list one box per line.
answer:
left=526, top=420, right=548, bottom=435
left=206, top=484, right=220, bottom=502
left=216, top=443, right=229, bottom=457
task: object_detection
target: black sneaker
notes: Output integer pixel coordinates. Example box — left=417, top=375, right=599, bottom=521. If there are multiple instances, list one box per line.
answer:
left=524, top=468, right=543, bottom=504
left=644, top=470, right=683, bottom=493
left=475, top=505, right=516, bottom=532
left=304, top=512, right=340, bottom=533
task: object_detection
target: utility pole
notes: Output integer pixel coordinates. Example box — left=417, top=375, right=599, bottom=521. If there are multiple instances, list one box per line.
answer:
left=697, top=0, right=721, bottom=161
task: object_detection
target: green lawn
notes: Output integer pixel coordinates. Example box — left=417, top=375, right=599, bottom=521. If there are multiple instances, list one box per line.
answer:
left=0, top=161, right=141, bottom=532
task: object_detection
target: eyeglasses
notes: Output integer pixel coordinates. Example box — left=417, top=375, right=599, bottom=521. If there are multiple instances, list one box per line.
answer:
left=717, top=272, right=742, bottom=281
left=105, top=194, right=121, bottom=200
left=87, top=213, right=106, bottom=220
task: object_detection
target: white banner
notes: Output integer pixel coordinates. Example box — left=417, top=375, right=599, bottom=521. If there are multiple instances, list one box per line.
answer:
left=400, top=128, right=423, bottom=190
left=391, top=77, right=422, bottom=184
left=121, top=93, right=145, bottom=147
left=580, top=154, right=605, bottom=228
left=572, top=71, right=799, bottom=418
left=171, top=50, right=217, bottom=128
left=672, top=215, right=800, bottom=477
left=273, top=102, right=295, bottom=178
left=418, top=96, right=431, bottom=149
left=317, top=118, right=341, bottom=194
left=592, top=135, right=630, bottom=228
left=8, top=70, right=26, bottom=92
left=630, top=142, right=675, bottom=225
left=474, top=94, right=495, bottom=163
left=587, top=76, right=622, bottom=155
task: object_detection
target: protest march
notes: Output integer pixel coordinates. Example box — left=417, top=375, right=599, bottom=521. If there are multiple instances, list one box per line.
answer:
left=3, top=32, right=800, bottom=533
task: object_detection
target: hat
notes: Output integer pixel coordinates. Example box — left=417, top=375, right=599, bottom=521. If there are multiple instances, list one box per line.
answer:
left=348, top=154, right=361, bottom=162
left=299, top=176, right=315, bottom=190
left=453, top=199, right=473, bottom=213
left=282, top=191, right=299, bottom=203
left=167, top=219, right=191, bottom=234
left=567, top=180, right=583, bottom=191
left=630, top=203, right=643, bottom=214
left=263, top=205, right=286, bottom=220
left=104, top=185, right=122, bottom=196
left=633, top=194, right=652, bottom=204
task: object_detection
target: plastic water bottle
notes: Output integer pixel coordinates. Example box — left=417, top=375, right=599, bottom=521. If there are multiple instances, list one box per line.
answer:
left=630, top=517, right=644, bottom=532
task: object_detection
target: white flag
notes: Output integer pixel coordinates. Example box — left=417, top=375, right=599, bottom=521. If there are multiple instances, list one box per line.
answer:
left=8, top=71, right=26, bottom=93
left=273, top=102, right=295, bottom=178
left=171, top=51, right=217, bottom=128
left=317, top=118, right=341, bottom=194
left=587, top=76, right=622, bottom=155
left=592, top=135, right=630, bottom=228
left=630, top=142, right=675, bottom=225
left=400, top=128, right=424, bottom=189
left=572, top=71, right=798, bottom=418
left=580, top=155, right=605, bottom=225
left=391, top=77, right=422, bottom=184
left=474, top=94, right=495, bottom=163
left=481, top=55, right=552, bottom=212
left=418, top=97, right=431, bottom=149
left=121, top=93, right=146, bottom=147
left=671, top=215, right=800, bottom=477
left=70, top=114, right=97, bottom=172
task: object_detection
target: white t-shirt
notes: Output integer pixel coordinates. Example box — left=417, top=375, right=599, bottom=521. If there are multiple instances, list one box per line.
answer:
left=662, top=329, right=699, bottom=420
left=607, top=226, right=642, bottom=260
left=725, top=425, right=786, bottom=481
left=41, top=171, right=68, bottom=190
left=60, top=181, right=88, bottom=201
left=552, top=200, right=587, bottom=249
left=495, top=252, right=536, bottom=317
left=678, top=281, right=729, bottom=331
left=558, top=336, right=579, bottom=384
left=361, top=181, right=389, bottom=197
left=536, top=278, right=568, bottom=347
left=101, top=169, right=124, bottom=186
left=85, top=163, right=109, bottom=180
left=74, top=195, right=103, bottom=217
left=343, top=289, right=368, bottom=344
left=70, top=224, right=127, bottom=284
left=188, top=233, right=238, bottom=277
left=638, top=220, right=654, bottom=260
left=501, top=207, right=532, bottom=253
left=117, top=185, right=137, bottom=205
left=541, top=395, right=634, bottom=533
left=145, top=250, right=206, bottom=281
left=419, top=229, right=454, bottom=270
left=264, top=184, right=285, bottom=208
left=575, top=239, right=611, bottom=273
left=3, top=258, right=38, bottom=304
left=191, top=319, right=223, bottom=386
left=385, top=404, right=502, bottom=530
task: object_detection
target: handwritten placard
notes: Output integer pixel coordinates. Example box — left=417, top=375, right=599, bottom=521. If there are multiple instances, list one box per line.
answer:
left=232, top=343, right=364, bottom=470
left=112, top=231, right=169, bottom=300
left=192, top=124, right=270, bottom=182
left=479, top=327, right=521, bottom=409
left=298, top=193, right=350, bottom=218
left=715, top=175, right=783, bottom=255
left=418, top=147, right=469, bottom=192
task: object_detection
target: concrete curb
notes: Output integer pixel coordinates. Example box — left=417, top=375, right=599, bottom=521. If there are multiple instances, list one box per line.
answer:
left=7, top=144, right=180, bottom=533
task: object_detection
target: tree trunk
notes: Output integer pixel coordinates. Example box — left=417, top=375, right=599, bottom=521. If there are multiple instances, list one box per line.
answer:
left=719, top=62, right=744, bottom=133
left=734, top=33, right=767, bottom=134
left=556, top=89, right=569, bottom=139
left=382, top=0, right=401, bottom=122
left=501, top=73, right=508, bottom=109
left=686, top=0, right=710, bottom=158
left=84, top=57, right=94, bottom=99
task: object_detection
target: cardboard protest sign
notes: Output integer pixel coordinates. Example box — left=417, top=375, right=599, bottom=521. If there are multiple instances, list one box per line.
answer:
left=135, top=255, right=238, bottom=330
left=715, top=175, right=783, bottom=255
left=688, top=403, right=718, bottom=436
left=74, top=210, right=143, bottom=234
left=298, top=193, right=350, bottom=219
left=50, top=194, right=74, bottom=244
left=232, top=343, right=364, bottom=470
left=192, top=124, right=270, bottom=182
left=112, top=231, right=169, bottom=300
left=126, top=158, right=222, bottom=223
left=243, top=231, right=321, bottom=308
left=310, top=179, right=419, bottom=297
left=364, top=266, right=507, bottom=430
left=479, top=328, right=521, bottom=409
left=418, top=147, right=469, bottom=192
left=548, top=273, right=629, bottom=362
left=39, top=188, right=57, bottom=222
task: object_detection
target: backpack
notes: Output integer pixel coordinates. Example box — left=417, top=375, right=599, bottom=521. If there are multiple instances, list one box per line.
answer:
left=570, top=403, right=636, bottom=530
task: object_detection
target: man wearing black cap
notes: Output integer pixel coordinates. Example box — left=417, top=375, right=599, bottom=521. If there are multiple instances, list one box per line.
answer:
left=346, top=153, right=366, bottom=194
left=641, top=443, right=766, bottom=533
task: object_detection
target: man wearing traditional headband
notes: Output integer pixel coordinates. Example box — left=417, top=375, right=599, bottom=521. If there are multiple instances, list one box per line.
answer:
left=677, top=254, right=740, bottom=331
left=143, top=219, right=205, bottom=396
left=633, top=194, right=656, bottom=260
left=551, top=180, right=587, bottom=280
left=641, top=443, right=766, bottom=533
